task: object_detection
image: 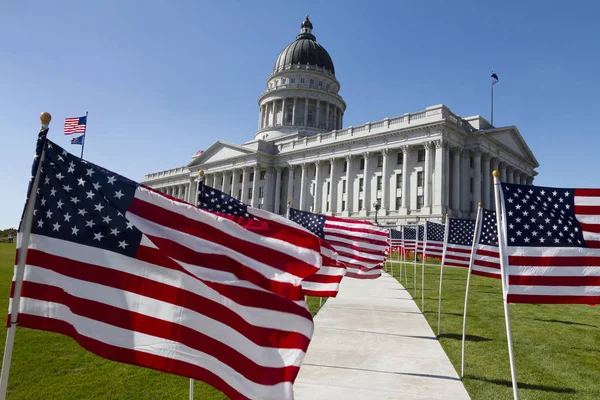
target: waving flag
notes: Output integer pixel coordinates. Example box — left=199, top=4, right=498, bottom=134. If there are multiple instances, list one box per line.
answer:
left=499, top=183, right=600, bottom=304
left=402, top=226, right=417, bottom=256
left=197, top=182, right=344, bottom=298
left=288, top=208, right=388, bottom=279
left=416, top=224, right=425, bottom=256
left=472, top=209, right=501, bottom=279
left=443, top=218, right=476, bottom=268
left=64, top=116, right=87, bottom=135
left=10, top=134, right=321, bottom=399
left=424, top=221, right=445, bottom=259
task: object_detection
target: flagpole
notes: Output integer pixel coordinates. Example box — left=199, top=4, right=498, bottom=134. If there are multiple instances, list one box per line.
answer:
left=413, top=225, right=418, bottom=299
left=491, top=77, right=494, bottom=126
left=421, top=221, right=427, bottom=312
left=80, top=111, right=88, bottom=159
left=189, top=170, right=204, bottom=400
left=493, top=170, right=519, bottom=400
left=0, top=112, right=51, bottom=400
left=437, top=214, right=450, bottom=336
left=461, top=203, right=483, bottom=377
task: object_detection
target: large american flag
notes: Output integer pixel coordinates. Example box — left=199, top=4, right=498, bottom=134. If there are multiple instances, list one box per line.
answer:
left=64, top=116, right=87, bottom=135
left=288, top=208, right=388, bottom=279
left=472, top=209, right=501, bottom=279
left=442, top=218, right=475, bottom=268
left=500, top=183, right=600, bottom=304
left=12, top=134, right=322, bottom=399
left=388, top=228, right=402, bottom=255
left=424, top=221, right=445, bottom=259
left=196, top=181, right=344, bottom=298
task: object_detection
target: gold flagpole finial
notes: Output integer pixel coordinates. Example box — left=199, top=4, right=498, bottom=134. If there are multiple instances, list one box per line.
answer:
left=492, top=170, right=499, bottom=178
left=40, top=112, right=51, bottom=129
left=199, top=170, right=204, bottom=177
left=478, top=202, right=482, bottom=207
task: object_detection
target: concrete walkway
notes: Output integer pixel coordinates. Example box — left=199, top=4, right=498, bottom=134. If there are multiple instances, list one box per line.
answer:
left=294, top=272, right=470, bottom=400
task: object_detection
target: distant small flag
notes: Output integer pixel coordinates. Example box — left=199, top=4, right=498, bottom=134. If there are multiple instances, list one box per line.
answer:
left=195, top=150, right=204, bottom=156
left=491, top=72, right=499, bottom=85
left=70, top=135, right=84, bottom=145
left=64, top=116, right=87, bottom=135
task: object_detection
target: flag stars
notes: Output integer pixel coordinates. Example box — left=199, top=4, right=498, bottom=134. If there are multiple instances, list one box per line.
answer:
left=93, top=232, right=104, bottom=241
left=102, top=215, right=112, bottom=224
left=114, top=190, right=124, bottom=200
left=52, top=222, right=61, bottom=231
left=107, top=176, right=116, bottom=185
left=56, top=172, right=64, bottom=180
left=56, top=199, right=64, bottom=209
left=92, top=182, right=101, bottom=191
left=77, top=208, right=88, bottom=216
left=85, top=220, right=96, bottom=228
left=41, top=197, right=47, bottom=206
left=94, top=203, right=104, bottom=212
left=64, top=213, right=72, bottom=222
left=77, top=177, right=86, bottom=186
left=70, top=197, right=80, bottom=204
left=86, top=190, right=95, bottom=199
left=63, top=185, right=73, bottom=193
left=37, top=220, right=44, bottom=228
left=46, top=210, right=53, bottom=219
left=118, top=240, right=128, bottom=249
left=86, top=168, right=95, bottom=177
left=110, top=227, right=120, bottom=236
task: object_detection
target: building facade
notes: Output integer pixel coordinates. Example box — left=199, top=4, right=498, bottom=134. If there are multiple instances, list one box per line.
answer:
left=142, top=16, right=539, bottom=225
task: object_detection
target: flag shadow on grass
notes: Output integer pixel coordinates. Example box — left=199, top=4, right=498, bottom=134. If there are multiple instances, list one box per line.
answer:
left=437, top=333, right=491, bottom=342
left=304, top=364, right=462, bottom=382
left=465, top=376, right=577, bottom=394
left=531, top=318, right=597, bottom=328
left=423, top=311, right=463, bottom=317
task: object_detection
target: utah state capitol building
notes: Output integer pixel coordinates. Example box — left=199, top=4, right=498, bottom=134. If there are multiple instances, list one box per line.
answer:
left=141, top=15, right=539, bottom=225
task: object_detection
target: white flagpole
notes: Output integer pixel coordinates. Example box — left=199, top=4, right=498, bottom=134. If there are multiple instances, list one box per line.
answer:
left=189, top=378, right=194, bottom=400
left=421, top=221, right=427, bottom=311
left=437, top=214, right=450, bottom=336
left=461, top=203, right=483, bottom=377
left=413, top=225, right=419, bottom=299
left=0, top=113, right=51, bottom=400
left=493, top=170, right=519, bottom=400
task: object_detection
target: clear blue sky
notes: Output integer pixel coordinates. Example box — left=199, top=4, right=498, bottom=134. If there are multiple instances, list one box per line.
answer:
left=1, top=0, right=599, bottom=229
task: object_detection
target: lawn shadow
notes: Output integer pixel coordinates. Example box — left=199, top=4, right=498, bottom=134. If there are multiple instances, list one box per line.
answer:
left=438, top=333, right=491, bottom=342
left=424, top=311, right=463, bottom=317
left=465, top=376, right=577, bottom=394
left=531, top=318, right=597, bottom=328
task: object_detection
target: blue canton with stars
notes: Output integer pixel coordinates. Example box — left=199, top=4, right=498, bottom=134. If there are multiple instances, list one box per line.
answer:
left=390, top=229, right=402, bottom=240
left=425, top=221, right=445, bottom=242
left=418, top=225, right=424, bottom=241
left=403, top=226, right=416, bottom=240
left=196, top=181, right=252, bottom=219
left=30, top=138, right=142, bottom=257
left=479, top=209, right=498, bottom=246
left=288, top=208, right=327, bottom=239
left=502, top=183, right=585, bottom=247
left=448, top=218, right=475, bottom=246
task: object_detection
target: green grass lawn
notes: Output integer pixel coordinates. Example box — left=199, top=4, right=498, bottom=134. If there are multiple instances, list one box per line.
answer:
left=385, top=254, right=600, bottom=400
left=0, top=243, right=326, bottom=399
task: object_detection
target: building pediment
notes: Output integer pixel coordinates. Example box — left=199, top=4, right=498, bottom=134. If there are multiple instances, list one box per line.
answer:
left=187, top=141, right=257, bottom=167
left=485, top=127, right=539, bottom=168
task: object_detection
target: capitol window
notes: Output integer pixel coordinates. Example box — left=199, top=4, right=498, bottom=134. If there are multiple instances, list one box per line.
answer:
left=396, top=174, right=402, bottom=188
left=417, top=195, right=424, bottom=209
left=259, top=186, right=264, bottom=198
left=377, top=176, right=382, bottom=190
left=260, top=171, right=266, bottom=180
left=318, top=81, right=323, bottom=86
left=417, top=171, right=424, bottom=187
left=396, top=197, right=402, bottom=210
left=249, top=172, right=254, bottom=182
left=310, top=79, right=314, bottom=85
left=377, top=156, right=383, bottom=167
left=397, top=153, right=403, bottom=165
left=291, top=78, right=296, bottom=83
left=418, top=149, right=425, bottom=162
left=359, top=178, right=364, bottom=192
left=300, top=78, right=305, bottom=83
left=282, top=78, right=287, bottom=84
left=360, top=158, right=365, bottom=170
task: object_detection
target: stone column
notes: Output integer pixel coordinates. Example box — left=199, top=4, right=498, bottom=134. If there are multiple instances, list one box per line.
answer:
left=452, top=148, right=461, bottom=212
left=443, top=143, right=450, bottom=211
left=299, top=163, right=307, bottom=211
left=303, top=98, right=309, bottom=126
left=187, top=178, right=195, bottom=203
left=423, top=142, right=432, bottom=211
left=362, top=152, right=370, bottom=214
left=325, top=104, right=330, bottom=130
left=381, top=149, right=389, bottom=213
left=329, top=158, right=338, bottom=214
left=482, top=154, right=491, bottom=209
left=401, top=146, right=410, bottom=213
left=221, top=172, right=227, bottom=192
left=264, top=167, right=272, bottom=211
left=472, top=150, right=482, bottom=214
left=240, top=168, right=247, bottom=202
left=527, top=176, right=534, bottom=185
left=231, top=169, right=238, bottom=199
left=274, top=167, right=283, bottom=214
left=287, top=166, right=295, bottom=208
left=433, top=141, right=444, bottom=210
left=520, top=173, right=527, bottom=185
left=314, top=160, right=322, bottom=212
left=333, top=107, right=338, bottom=130
left=499, top=163, right=507, bottom=183
left=316, top=101, right=321, bottom=128
left=251, top=166, right=259, bottom=207
left=292, top=98, right=297, bottom=125
left=343, top=155, right=354, bottom=216
left=258, top=106, right=262, bottom=130
left=282, top=98, right=287, bottom=125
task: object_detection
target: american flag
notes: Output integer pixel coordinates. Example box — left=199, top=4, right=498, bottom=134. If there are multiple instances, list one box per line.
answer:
left=442, top=218, right=475, bottom=268
left=416, top=224, right=425, bottom=255
left=12, top=134, right=322, bottom=399
left=388, top=228, right=403, bottom=255
left=500, top=183, right=600, bottom=304
left=424, top=221, right=445, bottom=259
left=64, top=116, right=87, bottom=135
left=472, top=209, right=501, bottom=279
left=196, top=182, right=344, bottom=297
left=403, top=226, right=417, bottom=256
left=288, top=208, right=388, bottom=279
